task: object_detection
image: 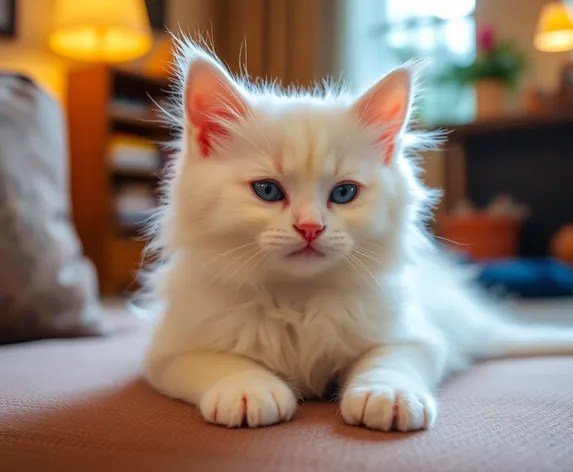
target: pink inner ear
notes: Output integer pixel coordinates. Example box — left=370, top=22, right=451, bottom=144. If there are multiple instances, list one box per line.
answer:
left=358, top=98, right=406, bottom=165
left=184, top=61, right=247, bottom=157
left=353, top=68, right=410, bottom=164
left=189, top=103, right=237, bottom=157
left=374, top=102, right=404, bottom=165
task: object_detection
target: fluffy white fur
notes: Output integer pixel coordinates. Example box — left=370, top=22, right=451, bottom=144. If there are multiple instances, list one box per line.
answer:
left=142, top=39, right=573, bottom=431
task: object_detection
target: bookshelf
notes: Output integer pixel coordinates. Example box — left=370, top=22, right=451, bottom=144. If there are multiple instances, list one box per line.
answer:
left=67, top=66, right=174, bottom=295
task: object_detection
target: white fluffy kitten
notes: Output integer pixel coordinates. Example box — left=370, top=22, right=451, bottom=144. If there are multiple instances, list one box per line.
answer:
left=143, top=41, right=573, bottom=431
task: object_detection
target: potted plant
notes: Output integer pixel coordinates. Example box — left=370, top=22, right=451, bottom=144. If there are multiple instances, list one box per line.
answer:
left=441, top=25, right=527, bottom=120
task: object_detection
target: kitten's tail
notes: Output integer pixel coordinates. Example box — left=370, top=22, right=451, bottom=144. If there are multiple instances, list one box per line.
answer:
left=480, top=319, right=573, bottom=359
left=421, top=246, right=573, bottom=361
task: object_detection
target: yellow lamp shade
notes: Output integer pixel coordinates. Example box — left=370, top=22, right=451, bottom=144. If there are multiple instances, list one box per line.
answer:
left=534, top=2, right=573, bottom=52
left=49, top=0, right=153, bottom=62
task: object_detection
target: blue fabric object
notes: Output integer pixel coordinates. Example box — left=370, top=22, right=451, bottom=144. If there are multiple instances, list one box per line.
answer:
left=476, top=258, right=573, bottom=299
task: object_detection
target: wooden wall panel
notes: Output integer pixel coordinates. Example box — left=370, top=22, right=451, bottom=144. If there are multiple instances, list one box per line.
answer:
left=66, top=65, right=110, bottom=292
left=266, top=0, right=289, bottom=83
left=224, top=0, right=266, bottom=78
left=211, top=0, right=338, bottom=87
left=285, top=0, right=321, bottom=86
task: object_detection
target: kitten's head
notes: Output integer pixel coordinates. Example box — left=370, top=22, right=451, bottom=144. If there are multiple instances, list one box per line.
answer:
left=159, top=43, right=434, bottom=287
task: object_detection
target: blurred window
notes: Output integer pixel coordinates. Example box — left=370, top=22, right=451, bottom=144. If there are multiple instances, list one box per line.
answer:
left=343, top=0, right=476, bottom=125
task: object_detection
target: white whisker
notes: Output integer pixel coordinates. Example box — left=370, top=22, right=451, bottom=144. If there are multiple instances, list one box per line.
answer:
left=352, top=248, right=381, bottom=264
left=200, top=241, right=258, bottom=269
left=434, top=235, right=468, bottom=246
left=346, top=253, right=393, bottom=307
left=361, top=241, right=388, bottom=252
left=228, top=249, right=265, bottom=280
left=246, top=251, right=269, bottom=278
left=354, top=245, right=382, bottom=258
left=207, top=245, right=261, bottom=286
left=342, top=254, right=369, bottom=287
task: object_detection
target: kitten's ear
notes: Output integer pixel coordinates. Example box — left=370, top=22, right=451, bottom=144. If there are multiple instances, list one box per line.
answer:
left=184, top=56, right=248, bottom=157
left=352, top=68, right=412, bottom=165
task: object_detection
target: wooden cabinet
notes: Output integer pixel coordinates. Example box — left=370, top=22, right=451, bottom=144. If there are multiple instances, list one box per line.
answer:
left=441, top=112, right=573, bottom=256
left=66, top=66, right=171, bottom=295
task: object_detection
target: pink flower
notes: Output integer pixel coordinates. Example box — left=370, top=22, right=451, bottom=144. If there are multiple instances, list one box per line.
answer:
left=477, top=25, right=496, bottom=53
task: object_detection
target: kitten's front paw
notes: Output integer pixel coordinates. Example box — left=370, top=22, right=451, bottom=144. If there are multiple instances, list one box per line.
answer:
left=199, top=372, right=297, bottom=428
left=340, top=383, right=437, bottom=432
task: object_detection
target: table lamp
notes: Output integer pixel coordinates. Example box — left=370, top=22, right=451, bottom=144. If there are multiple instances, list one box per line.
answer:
left=534, top=2, right=573, bottom=108
left=534, top=1, right=573, bottom=52
left=49, top=0, right=153, bottom=62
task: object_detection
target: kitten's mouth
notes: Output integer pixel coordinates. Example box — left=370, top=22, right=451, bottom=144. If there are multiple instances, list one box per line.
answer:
left=286, top=246, right=325, bottom=258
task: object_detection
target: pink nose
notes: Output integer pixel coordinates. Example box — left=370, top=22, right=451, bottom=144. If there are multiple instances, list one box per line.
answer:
left=293, top=222, right=325, bottom=242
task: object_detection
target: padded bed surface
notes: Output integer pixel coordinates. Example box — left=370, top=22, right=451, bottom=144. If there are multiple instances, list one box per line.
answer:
left=1, top=299, right=572, bottom=472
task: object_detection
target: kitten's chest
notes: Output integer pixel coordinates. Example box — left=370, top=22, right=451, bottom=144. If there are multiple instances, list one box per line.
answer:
left=225, top=292, right=388, bottom=397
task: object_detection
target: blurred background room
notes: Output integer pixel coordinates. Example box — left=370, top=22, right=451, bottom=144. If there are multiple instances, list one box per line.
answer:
left=1, top=0, right=573, bottom=308
left=1, top=1, right=573, bottom=470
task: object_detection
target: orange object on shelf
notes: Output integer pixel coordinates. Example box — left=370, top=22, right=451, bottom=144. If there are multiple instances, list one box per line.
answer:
left=439, top=214, right=522, bottom=261
left=551, top=224, right=573, bottom=265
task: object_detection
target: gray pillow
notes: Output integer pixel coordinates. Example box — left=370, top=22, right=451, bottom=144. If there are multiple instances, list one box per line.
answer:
left=0, top=74, right=103, bottom=344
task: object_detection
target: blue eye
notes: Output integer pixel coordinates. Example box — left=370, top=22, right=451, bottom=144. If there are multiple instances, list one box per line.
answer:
left=252, top=181, right=285, bottom=202
left=329, top=183, right=358, bottom=204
